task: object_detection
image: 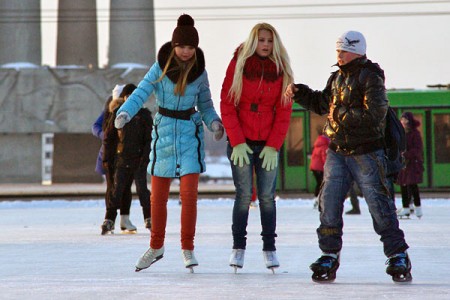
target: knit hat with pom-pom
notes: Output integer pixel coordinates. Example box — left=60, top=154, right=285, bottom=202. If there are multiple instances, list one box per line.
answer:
left=171, top=14, right=199, bottom=48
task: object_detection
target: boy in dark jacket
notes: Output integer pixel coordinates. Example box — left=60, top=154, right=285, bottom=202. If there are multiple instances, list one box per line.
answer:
left=285, top=31, right=411, bottom=283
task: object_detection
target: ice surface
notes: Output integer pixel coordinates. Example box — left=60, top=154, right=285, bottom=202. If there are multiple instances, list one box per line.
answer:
left=1, top=197, right=449, bottom=299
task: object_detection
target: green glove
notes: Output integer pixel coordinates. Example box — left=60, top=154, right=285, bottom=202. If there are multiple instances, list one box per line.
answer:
left=259, top=146, right=278, bottom=171
left=231, top=143, right=253, bottom=167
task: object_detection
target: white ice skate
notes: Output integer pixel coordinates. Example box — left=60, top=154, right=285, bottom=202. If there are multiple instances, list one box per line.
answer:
left=415, top=206, right=423, bottom=219
left=229, top=249, right=245, bottom=273
left=135, top=246, right=164, bottom=272
left=263, top=251, right=280, bottom=274
left=120, top=215, right=137, bottom=234
left=182, top=250, right=198, bottom=273
left=397, top=208, right=410, bottom=219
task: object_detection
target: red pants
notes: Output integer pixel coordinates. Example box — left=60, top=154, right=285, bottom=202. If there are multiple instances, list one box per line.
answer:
left=150, top=174, right=199, bottom=250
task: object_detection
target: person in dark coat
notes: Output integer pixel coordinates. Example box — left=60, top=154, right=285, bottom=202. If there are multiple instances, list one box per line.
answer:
left=396, top=112, right=424, bottom=218
left=101, top=84, right=153, bottom=235
left=285, top=30, right=411, bottom=282
left=93, top=85, right=133, bottom=235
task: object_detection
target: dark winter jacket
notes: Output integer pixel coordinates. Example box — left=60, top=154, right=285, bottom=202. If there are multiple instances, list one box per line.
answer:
left=116, top=107, right=153, bottom=169
left=397, top=127, right=424, bottom=185
left=102, top=98, right=125, bottom=172
left=293, top=56, right=388, bottom=155
left=220, top=47, right=292, bottom=150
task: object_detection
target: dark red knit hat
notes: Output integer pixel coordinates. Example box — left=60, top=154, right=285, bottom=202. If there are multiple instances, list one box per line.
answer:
left=171, top=14, right=199, bottom=48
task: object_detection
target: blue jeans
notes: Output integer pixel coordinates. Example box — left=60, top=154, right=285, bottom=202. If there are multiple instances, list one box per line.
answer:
left=227, top=143, right=278, bottom=251
left=318, top=149, right=408, bottom=257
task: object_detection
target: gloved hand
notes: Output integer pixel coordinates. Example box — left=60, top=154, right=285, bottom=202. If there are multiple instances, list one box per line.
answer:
left=114, top=111, right=131, bottom=129
left=231, top=143, right=253, bottom=167
left=211, top=120, right=224, bottom=141
left=259, top=146, right=278, bottom=171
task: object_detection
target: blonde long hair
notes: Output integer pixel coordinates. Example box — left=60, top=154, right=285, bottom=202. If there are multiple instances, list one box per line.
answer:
left=156, top=48, right=197, bottom=96
left=228, top=23, right=294, bottom=106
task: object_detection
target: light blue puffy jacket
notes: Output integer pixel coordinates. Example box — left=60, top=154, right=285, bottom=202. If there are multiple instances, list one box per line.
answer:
left=117, top=45, right=221, bottom=178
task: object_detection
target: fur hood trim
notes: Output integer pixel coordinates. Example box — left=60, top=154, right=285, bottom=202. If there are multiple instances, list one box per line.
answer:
left=157, top=41, right=205, bottom=84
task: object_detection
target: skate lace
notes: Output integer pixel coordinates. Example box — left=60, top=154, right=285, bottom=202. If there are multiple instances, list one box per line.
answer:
left=235, top=250, right=244, bottom=260
left=386, top=253, right=407, bottom=267
left=265, top=251, right=274, bottom=261
left=317, top=256, right=336, bottom=267
left=183, top=250, right=193, bottom=261
left=143, top=248, right=157, bottom=260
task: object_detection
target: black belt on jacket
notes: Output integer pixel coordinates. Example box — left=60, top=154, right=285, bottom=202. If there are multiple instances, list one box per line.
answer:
left=158, top=107, right=196, bottom=120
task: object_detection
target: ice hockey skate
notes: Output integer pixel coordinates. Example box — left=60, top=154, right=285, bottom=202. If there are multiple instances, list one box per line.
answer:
left=263, top=251, right=279, bottom=274
left=397, top=208, right=410, bottom=219
left=120, top=215, right=137, bottom=234
left=310, top=253, right=340, bottom=283
left=135, top=246, right=164, bottom=272
left=386, top=252, right=412, bottom=283
left=182, top=250, right=198, bottom=273
left=100, top=219, right=115, bottom=235
left=229, top=249, right=245, bottom=273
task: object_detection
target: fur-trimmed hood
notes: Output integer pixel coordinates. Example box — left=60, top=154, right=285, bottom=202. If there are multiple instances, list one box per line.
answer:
left=232, top=45, right=281, bottom=82
left=157, top=41, right=205, bottom=84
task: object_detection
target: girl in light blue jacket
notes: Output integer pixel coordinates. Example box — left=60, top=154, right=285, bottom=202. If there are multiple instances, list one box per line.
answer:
left=115, top=14, right=224, bottom=272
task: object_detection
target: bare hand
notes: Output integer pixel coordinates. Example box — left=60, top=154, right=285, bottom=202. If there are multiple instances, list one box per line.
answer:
left=284, top=83, right=298, bottom=98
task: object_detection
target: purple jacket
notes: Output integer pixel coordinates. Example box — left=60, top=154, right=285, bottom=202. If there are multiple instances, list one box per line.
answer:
left=396, top=128, right=424, bottom=185
left=92, top=111, right=105, bottom=175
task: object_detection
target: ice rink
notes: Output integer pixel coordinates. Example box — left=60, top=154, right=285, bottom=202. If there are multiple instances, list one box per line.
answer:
left=1, top=196, right=450, bottom=299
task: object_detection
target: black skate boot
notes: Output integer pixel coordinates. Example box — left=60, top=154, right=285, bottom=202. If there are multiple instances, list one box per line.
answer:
left=310, top=253, right=340, bottom=283
left=101, top=219, right=115, bottom=235
left=386, top=252, right=412, bottom=283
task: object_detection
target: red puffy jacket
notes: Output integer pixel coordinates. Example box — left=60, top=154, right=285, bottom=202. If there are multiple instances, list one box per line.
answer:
left=220, top=53, right=292, bottom=150
left=310, top=135, right=330, bottom=172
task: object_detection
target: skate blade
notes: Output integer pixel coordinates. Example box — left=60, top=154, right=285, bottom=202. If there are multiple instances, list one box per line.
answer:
left=101, top=230, right=114, bottom=235
left=121, top=229, right=137, bottom=234
left=392, top=273, right=412, bottom=283
left=312, top=273, right=336, bottom=283
left=230, top=265, right=242, bottom=273
left=186, top=266, right=197, bottom=273
left=135, top=255, right=163, bottom=272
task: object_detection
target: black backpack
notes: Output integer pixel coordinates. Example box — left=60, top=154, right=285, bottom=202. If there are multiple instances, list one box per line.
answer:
left=384, top=107, right=406, bottom=175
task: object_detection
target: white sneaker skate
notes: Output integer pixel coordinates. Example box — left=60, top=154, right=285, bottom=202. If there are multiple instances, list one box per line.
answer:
left=120, top=215, right=137, bottom=233
left=415, top=206, right=423, bottom=219
left=397, top=208, right=410, bottom=219
left=229, top=249, right=245, bottom=273
left=263, top=251, right=280, bottom=273
left=182, top=250, right=198, bottom=273
left=135, top=246, right=164, bottom=272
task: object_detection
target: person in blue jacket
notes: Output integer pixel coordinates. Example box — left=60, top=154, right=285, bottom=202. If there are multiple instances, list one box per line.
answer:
left=115, top=14, right=224, bottom=272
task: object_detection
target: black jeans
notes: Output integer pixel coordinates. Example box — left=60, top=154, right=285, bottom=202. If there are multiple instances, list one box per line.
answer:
left=112, top=162, right=151, bottom=220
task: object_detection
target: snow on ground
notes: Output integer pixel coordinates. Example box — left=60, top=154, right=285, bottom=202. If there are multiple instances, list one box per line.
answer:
left=1, top=197, right=450, bottom=300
